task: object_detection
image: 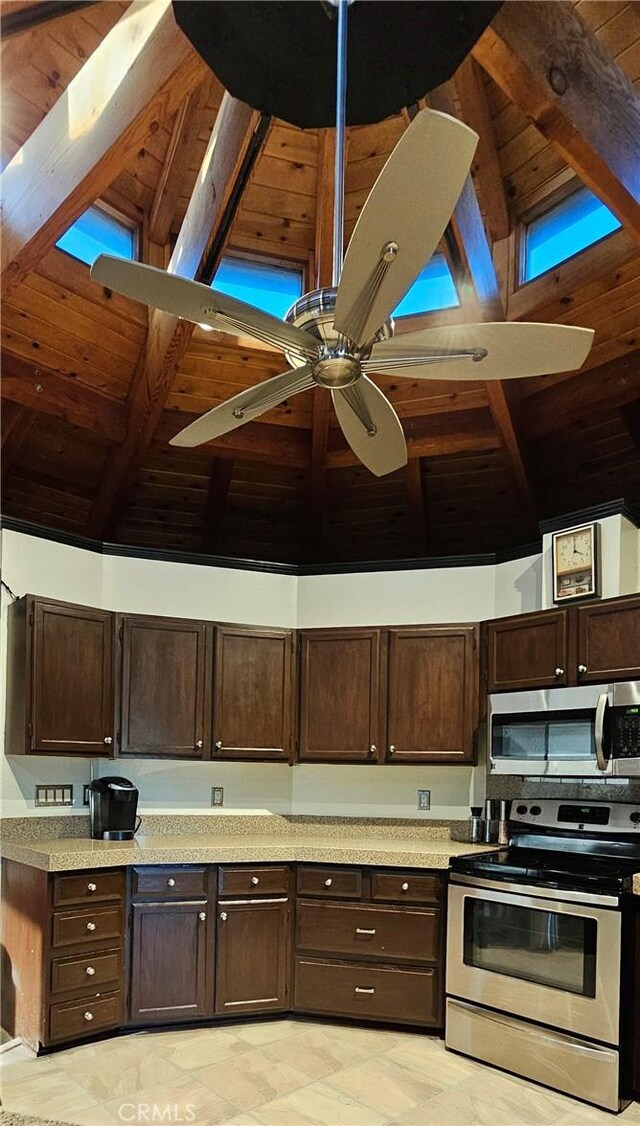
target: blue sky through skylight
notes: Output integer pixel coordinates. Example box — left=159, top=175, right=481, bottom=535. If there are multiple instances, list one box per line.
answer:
left=213, top=257, right=303, bottom=318
left=393, top=252, right=459, bottom=318
left=524, top=187, right=621, bottom=282
left=56, top=206, right=135, bottom=266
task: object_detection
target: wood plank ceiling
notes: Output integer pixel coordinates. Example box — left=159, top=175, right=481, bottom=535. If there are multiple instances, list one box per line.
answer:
left=1, top=0, right=639, bottom=564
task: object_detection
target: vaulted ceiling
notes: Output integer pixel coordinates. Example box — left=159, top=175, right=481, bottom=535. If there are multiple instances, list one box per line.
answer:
left=1, top=0, right=640, bottom=564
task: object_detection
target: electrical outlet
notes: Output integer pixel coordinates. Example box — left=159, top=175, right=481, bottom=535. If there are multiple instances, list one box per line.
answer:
left=417, top=789, right=431, bottom=811
left=83, top=784, right=91, bottom=806
left=211, top=786, right=224, bottom=807
left=35, top=784, right=74, bottom=807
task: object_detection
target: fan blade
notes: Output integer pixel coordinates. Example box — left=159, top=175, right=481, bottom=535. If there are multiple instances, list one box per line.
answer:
left=332, top=376, right=407, bottom=477
left=363, top=322, right=595, bottom=382
left=334, top=109, right=478, bottom=348
left=170, top=366, right=315, bottom=448
left=91, top=256, right=319, bottom=360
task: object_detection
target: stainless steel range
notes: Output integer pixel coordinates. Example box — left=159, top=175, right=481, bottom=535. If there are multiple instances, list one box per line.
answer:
left=446, top=799, right=640, bottom=1112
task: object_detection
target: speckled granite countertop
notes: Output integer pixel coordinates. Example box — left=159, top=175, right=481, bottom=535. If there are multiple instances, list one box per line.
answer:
left=0, top=833, right=496, bottom=873
left=634, top=874, right=640, bottom=895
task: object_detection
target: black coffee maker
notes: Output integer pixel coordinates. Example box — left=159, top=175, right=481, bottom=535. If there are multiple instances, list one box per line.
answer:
left=88, top=777, right=139, bottom=840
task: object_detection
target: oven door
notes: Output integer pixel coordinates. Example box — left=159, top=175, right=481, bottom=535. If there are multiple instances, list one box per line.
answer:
left=446, top=877, right=621, bottom=1045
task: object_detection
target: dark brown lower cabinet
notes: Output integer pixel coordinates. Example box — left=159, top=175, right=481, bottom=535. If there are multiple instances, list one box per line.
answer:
left=215, top=897, right=291, bottom=1016
left=129, top=900, right=211, bottom=1025
left=295, top=958, right=440, bottom=1026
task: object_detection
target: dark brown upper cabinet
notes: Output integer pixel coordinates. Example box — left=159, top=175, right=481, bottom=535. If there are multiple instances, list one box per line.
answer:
left=385, top=626, right=478, bottom=763
left=215, top=895, right=291, bottom=1016
left=485, top=610, right=569, bottom=693
left=119, top=615, right=209, bottom=758
left=5, top=596, right=116, bottom=756
left=212, top=626, right=295, bottom=761
left=486, top=595, right=640, bottom=692
left=576, top=596, right=640, bottom=683
left=298, top=629, right=382, bottom=762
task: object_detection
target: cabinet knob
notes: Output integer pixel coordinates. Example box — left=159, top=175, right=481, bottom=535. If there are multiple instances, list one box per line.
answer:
left=103, top=736, right=113, bottom=745
left=251, top=876, right=260, bottom=885
left=389, top=745, right=395, bottom=756
left=85, top=966, right=96, bottom=976
left=578, top=664, right=588, bottom=674
left=554, top=668, right=564, bottom=677
left=167, top=878, right=176, bottom=887
left=220, top=911, right=228, bottom=921
left=86, top=922, right=96, bottom=932
left=215, top=741, right=223, bottom=751
left=401, top=882, right=409, bottom=892
left=87, top=882, right=97, bottom=893
left=84, top=1011, right=94, bottom=1022
left=195, top=739, right=203, bottom=748
left=199, top=912, right=206, bottom=921
left=368, top=745, right=376, bottom=756
left=324, top=878, right=333, bottom=887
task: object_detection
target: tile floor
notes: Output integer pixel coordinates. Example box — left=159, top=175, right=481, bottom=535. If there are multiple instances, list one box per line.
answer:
left=1, top=1019, right=639, bottom=1126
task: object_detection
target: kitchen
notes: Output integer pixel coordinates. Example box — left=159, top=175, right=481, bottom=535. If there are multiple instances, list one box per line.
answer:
left=2, top=0, right=640, bottom=1123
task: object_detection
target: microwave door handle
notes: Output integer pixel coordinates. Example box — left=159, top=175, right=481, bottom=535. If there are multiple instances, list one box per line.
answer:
left=595, top=693, right=609, bottom=772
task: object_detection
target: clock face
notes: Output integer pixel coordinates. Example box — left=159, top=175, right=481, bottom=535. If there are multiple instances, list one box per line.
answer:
left=556, top=528, right=593, bottom=574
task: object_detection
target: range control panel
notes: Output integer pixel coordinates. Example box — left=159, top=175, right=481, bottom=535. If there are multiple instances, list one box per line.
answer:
left=510, top=799, right=640, bottom=832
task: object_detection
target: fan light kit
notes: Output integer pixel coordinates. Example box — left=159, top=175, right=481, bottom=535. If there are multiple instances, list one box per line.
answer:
left=91, top=0, right=594, bottom=478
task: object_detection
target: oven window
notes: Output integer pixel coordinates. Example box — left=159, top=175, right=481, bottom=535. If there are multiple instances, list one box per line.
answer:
left=463, top=899, right=597, bottom=997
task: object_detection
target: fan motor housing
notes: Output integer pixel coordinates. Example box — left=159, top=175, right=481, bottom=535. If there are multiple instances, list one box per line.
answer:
left=284, top=287, right=393, bottom=370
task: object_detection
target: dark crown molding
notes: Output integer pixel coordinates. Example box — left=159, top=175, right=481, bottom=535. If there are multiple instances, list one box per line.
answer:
left=538, top=498, right=640, bottom=534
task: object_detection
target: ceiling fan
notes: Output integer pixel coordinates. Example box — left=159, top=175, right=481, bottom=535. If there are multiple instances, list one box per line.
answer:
left=91, top=1, right=594, bottom=478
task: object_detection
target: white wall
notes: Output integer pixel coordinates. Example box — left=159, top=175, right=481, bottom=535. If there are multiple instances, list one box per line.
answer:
left=1, top=521, right=636, bottom=821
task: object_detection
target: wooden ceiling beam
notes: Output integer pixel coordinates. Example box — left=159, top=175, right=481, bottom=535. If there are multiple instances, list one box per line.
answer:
left=620, top=399, right=640, bottom=451
left=472, top=1, right=640, bottom=243
left=1, top=352, right=127, bottom=443
left=148, top=76, right=215, bottom=247
left=328, top=413, right=502, bottom=468
left=1, top=0, right=208, bottom=296
left=405, top=459, right=429, bottom=555
left=86, top=95, right=263, bottom=539
left=453, top=56, right=510, bottom=245
left=201, top=458, right=234, bottom=553
left=155, top=415, right=309, bottom=468
left=1, top=402, right=35, bottom=475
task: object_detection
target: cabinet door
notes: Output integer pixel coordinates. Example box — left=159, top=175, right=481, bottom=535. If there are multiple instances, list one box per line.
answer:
left=129, top=901, right=211, bottom=1024
left=120, top=616, right=208, bottom=758
left=213, top=627, right=294, bottom=760
left=31, top=600, right=115, bottom=755
left=215, top=898, right=290, bottom=1015
left=385, top=627, right=477, bottom=763
left=576, top=596, right=640, bottom=683
left=486, top=611, right=568, bottom=692
left=298, top=629, right=381, bottom=761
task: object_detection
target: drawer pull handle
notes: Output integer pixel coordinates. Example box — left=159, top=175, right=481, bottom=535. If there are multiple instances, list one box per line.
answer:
left=167, top=878, right=176, bottom=887
left=199, top=911, right=206, bottom=921
left=87, top=883, right=97, bottom=893
left=84, top=1011, right=94, bottom=1021
left=251, top=876, right=260, bottom=885
left=356, top=927, right=376, bottom=935
left=401, top=882, right=409, bottom=892
left=355, top=987, right=375, bottom=994
left=324, top=878, right=333, bottom=887
left=86, top=922, right=96, bottom=932
left=85, top=966, right=96, bottom=976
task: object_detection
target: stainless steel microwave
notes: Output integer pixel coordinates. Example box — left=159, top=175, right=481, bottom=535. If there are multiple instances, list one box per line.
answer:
left=489, top=681, right=640, bottom=777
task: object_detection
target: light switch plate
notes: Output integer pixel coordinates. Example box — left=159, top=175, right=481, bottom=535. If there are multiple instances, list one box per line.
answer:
left=417, top=789, right=431, bottom=811
left=211, top=786, right=224, bottom=807
left=35, top=784, right=74, bottom=807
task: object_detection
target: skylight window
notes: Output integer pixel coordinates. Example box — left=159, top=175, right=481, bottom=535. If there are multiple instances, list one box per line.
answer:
left=56, top=205, right=136, bottom=267
left=393, top=252, right=459, bottom=318
left=213, top=256, right=303, bottom=319
left=522, top=187, right=621, bottom=283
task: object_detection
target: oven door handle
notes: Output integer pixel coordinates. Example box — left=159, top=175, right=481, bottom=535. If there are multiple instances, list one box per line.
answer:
left=595, top=692, right=610, bottom=773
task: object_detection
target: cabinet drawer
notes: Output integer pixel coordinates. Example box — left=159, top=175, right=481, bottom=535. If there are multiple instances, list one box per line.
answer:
left=49, top=991, right=122, bottom=1043
left=50, top=948, right=123, bottom=996
left=132, top=866, right=208, bottom=898
left=53, top=870, right=124, bottom=907
left=297, top=866, right=362, bottom=900
left=294, top=957, right=440, bottom=1026
left=218, top=866, right=290, bottom=897
left=370, top=871, right=443, bottom=905
left=52, top=905, right=124, bottom=949
left=296, top=900, right=440, bottom=963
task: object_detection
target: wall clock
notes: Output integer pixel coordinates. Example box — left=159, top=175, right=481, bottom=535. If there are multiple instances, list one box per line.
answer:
left=552, top=522, right=600, bottom=603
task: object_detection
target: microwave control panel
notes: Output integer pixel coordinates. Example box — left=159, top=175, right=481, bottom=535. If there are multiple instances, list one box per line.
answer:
left=612, top=706, right=640, bottom=758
